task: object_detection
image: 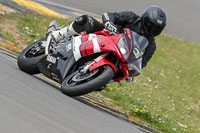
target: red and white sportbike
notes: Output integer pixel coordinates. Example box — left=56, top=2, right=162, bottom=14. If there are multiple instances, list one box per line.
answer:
left=17, top=21, right=149, bottom=96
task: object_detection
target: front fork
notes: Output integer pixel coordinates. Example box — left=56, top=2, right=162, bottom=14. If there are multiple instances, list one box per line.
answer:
left=80, top=53, right=117, bottom=75
left=80, top=53, right=133, bottom=83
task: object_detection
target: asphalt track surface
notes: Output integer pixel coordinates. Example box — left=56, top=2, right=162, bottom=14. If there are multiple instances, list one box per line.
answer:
left=34, top=0, right=200, bottom=43
left=0, top=50, right=142, bottom=133
left=0, top=1, right=197, bottom=132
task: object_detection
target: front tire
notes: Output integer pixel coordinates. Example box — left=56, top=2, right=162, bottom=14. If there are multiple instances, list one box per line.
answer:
left=17, top=38, right=46, bottom=74
left=61, top=65, right=114, bottom=97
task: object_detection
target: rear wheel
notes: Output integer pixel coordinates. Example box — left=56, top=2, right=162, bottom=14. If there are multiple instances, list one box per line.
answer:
left=61, top=65, right=114, bottom=96
left=17, top=38, right=46, bottom=74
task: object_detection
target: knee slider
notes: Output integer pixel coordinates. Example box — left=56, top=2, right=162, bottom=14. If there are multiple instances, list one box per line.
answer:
left=75, top=15, right=88, bottom=25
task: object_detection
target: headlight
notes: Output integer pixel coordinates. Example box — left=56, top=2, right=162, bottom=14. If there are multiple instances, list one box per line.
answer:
left=117, top=36, right=129, bottom=60
left=119, top=47, right=127, bottom=54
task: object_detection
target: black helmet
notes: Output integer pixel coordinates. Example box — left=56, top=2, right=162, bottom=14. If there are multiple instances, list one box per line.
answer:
left=141, top=5, right=167, bottom=38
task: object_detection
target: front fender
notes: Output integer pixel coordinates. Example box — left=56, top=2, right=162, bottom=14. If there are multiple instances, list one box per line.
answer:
left=89, top=56, right=117, bottom=75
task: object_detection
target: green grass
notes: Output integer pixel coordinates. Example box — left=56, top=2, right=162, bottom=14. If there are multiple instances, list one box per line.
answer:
left=96, top=35, right=200, bottom=132
left=0, top=13, right=199, bottom=133
left=16, top=13, right=73, bottom=45
left=1, top=31, right=16, bottom=43
left=0, top=24, right=16, bottom=44
left=0, top=13, right=73, bottom=45
left=17, top=14, right=73, bottom=44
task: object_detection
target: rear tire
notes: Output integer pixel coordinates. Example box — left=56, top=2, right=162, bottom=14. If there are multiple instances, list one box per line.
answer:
left=61, top=65, right=114, bottom=97
left=17, top=38, right=46, bottom=74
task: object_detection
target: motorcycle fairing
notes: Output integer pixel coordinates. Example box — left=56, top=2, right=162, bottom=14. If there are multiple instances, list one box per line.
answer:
left=72, top=33, right=122, bottom=62
left=73, top=34, right=101, bottom=61
left=123, top=28, right=149, bottom=63
left=37, top=39, right=76, bottom=82
left=122, top=29, right=149, bottom=76
left=88, top=56, right=117, bottom=75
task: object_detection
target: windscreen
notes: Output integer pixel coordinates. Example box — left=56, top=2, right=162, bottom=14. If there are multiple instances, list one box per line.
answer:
left=117, top=30, right=149, bottom=63
left=125, top=31, right=148, bottom=63
left=117, top=29, right=149, bottom=76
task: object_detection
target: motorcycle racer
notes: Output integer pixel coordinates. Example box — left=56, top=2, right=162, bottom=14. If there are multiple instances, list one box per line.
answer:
left=50, top=5, right=167, bottom=68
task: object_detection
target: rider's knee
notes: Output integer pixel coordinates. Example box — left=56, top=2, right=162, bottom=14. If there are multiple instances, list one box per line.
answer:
left=75, top=15, right=88, bottom=25
left=72, top=15, right=101, bottom=33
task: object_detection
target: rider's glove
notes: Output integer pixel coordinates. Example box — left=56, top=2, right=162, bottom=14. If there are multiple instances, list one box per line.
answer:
left=51, top=26, right=68, bottom=43
left=104, top=21, right=119, bottom=35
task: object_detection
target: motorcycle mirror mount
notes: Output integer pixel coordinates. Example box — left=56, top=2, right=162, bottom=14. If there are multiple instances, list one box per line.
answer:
left=46, top=20, right=59, bottom=37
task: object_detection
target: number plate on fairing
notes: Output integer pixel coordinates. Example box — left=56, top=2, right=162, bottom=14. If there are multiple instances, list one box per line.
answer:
left=46, top=55, right=57, bottom=64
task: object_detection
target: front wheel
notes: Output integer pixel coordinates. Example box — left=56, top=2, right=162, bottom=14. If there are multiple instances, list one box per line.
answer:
left=61, top=65, right=114, bottom=97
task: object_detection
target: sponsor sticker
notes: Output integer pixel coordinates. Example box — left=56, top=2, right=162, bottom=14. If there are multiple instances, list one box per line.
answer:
left=157, top=20, right=163, bottom=25
left=133, top=48, right=140, bottom=58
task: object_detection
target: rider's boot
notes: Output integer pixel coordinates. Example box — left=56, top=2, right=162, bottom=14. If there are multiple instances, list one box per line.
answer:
left=51, top=15, right=95, bottom=42
left=51, top=22, right=78, bottom=42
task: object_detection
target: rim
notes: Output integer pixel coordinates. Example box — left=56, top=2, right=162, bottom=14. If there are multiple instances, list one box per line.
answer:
left=65, top=68, right=99, bottom=86
left=25, top=41, right=45, bottom=58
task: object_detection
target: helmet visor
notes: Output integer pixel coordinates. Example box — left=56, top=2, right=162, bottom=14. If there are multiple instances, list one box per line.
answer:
left=143, top=16, right=164, bottom=37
